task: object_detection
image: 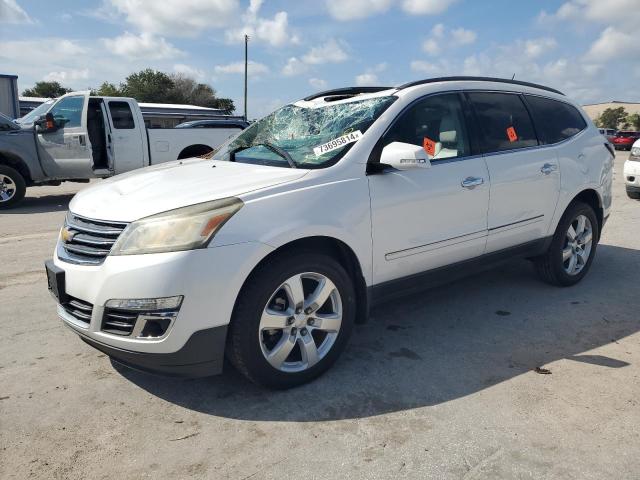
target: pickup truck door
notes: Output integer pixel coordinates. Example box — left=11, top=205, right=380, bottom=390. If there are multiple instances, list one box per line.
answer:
left=104, top=99, right=145, bottom=174
left=36, top=91, right=94, bottom=179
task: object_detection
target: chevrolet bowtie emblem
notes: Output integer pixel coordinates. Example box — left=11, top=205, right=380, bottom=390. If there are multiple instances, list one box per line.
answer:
left=60, top=227, right=76, bottom=243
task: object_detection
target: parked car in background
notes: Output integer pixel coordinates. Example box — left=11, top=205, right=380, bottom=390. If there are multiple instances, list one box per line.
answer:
left=612, top=131, right=640, bottom=150
left=176, top=119, right=249, bottom=130
left=46, top=77, right=613, bottom=388
left=624, top=139, right=640, bottom=199
left=598, top=128, right=617, bottom=143
left=0, top=91, right=243, bottom=208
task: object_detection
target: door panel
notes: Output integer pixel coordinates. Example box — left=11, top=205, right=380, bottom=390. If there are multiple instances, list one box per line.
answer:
left=37, top=92, right=94, bottom=178
left=106, top=100, right=145, bottom=174
left=368, top=92, right=490, bottom=285
left=369, top=159, right=490, bottom=284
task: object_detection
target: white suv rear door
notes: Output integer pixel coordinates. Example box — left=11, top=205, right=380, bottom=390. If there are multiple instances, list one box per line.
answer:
left=369, top=92, right=490, bottom=285
left=467, top=91, right=560, bottom=253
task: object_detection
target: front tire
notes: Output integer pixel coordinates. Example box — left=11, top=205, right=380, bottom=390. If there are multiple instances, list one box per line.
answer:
left=534, top=201, right=599, bottom=286
left=627, top=188, right=640, bottom=200
left=227, top=251, right=356, bottom=389
left=0, top=165, right=26, bottom=209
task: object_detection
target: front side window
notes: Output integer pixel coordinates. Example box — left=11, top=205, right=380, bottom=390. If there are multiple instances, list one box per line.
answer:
left=468, top=92, right=537, bottom=153
left=49, top=95, right=84, bottom=128
left=213, top=96, right=397, bottom=168
left=108, top=101, right=135, bottom=129
left=525, top=95, right=586, bottom=144
left=382, top=93, right=470, bottom=160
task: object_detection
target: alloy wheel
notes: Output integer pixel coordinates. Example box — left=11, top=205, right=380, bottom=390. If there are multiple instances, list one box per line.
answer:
left=0, top=174, right=16, bottom=203
left=562, top=214, right=593, bottom=276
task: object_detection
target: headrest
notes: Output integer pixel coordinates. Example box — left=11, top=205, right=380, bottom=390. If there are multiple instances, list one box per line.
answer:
left=439, top=115, right=457, bottom=143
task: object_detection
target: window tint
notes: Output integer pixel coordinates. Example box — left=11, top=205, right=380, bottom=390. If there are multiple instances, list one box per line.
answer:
left=468, top=92, right=537, bottom=153
left=525, top=95, right=586, bottom=144
left=383, top=93, right=470, bottom=160
left=108, top=101, right=135, bottom=129
left=49, top=95, right=84, bottom=128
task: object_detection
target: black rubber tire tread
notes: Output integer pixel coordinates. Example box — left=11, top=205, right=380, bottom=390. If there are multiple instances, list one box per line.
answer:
left=227, top=250, right=356, bottom=389
left=626, top=189, right=640, bottom=200
left=534, top=201, right=599, bottom=287
left=0, top=165, right=26, bottom=209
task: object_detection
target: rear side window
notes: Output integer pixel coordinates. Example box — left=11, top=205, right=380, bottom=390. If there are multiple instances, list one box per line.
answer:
left=108, top=101, right=135, bottom=129
left=467, top=92, right=537, bottom=153
left=525, top=95, right=586, bottom=144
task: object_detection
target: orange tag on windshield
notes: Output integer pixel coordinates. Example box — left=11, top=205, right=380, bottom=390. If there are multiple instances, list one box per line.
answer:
left=506, top=126, right=518, bottom=142
left=423, top=137, right=436, bottom=156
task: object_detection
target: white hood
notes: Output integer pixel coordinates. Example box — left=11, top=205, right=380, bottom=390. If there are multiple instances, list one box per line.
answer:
left=70, top=159, right=308, bottom=222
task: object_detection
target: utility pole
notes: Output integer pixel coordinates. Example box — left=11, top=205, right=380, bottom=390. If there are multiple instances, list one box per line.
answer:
left=244, top=34, right=249, bottom=121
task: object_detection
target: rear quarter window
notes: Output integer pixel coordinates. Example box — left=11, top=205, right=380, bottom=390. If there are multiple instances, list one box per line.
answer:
left=108, top=101, right=135, bottom=129
left=524, top=95, right=587, bottom=145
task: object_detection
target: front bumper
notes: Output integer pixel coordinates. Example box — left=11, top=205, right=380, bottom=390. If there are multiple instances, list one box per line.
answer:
left=624, top=159, right=640, bottom=188
left=51, top=241, right=273, bottom=376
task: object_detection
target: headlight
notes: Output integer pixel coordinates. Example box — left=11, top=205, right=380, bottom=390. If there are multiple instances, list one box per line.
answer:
left=631, top=147, right=640, bottom=158
left=110, top=197, right=243, bottom=255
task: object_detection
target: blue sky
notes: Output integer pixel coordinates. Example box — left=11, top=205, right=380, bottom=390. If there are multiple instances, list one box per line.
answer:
left=1, top=0, right=639, bottom=117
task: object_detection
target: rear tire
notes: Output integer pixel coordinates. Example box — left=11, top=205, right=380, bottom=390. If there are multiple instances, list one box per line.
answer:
left=534, top=201, right=599, bottom=286
left=0, top=165, right=26, bottom=209
left=627, top=188, right=640, bottom=200
left=227, top=251, right=356, bottom=389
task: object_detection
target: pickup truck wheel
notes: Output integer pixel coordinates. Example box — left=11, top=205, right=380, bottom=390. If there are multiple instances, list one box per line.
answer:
left=534, top=202, right=599, bottom=286
left=0, top=165, right=26, bottom=209
left=227, top=251, right=356, bottom=389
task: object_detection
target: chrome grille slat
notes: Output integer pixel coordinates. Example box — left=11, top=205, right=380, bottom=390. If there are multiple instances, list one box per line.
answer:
left=62, top=296, right=93, bottom=325
left=102, top=308, right=139, bottom=336
left=58, top=212, right=128, bottom=265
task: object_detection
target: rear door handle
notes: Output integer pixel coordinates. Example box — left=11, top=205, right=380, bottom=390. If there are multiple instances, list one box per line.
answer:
left=461, top=176, right=484, bottom=189
left=540, top=163, right=558, bottom=175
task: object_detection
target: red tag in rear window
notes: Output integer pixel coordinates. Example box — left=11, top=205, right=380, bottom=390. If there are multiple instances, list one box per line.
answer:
left=506, top=126, right=518, bottom=142
left=423, top=137, right=436, bottom=156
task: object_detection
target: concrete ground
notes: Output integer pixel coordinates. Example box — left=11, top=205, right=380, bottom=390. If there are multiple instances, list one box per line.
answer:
left=1, top=152, right=639, bottom=480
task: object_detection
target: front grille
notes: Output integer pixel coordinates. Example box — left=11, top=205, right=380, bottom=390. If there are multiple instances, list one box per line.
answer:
left=58, top=213, right=128, bottom=265
left=102, top=309, right=138, bottom=336
left=62, top=296, right=93, bottom=325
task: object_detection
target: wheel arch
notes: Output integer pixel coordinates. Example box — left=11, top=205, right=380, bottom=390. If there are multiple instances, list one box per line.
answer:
left=570, top=188, right=603, bottom=239
left=0, top=150, right=33, bottom=185
left=235, top=236, right=370, bottom=324
left=177, top=144, right=214, bottom=160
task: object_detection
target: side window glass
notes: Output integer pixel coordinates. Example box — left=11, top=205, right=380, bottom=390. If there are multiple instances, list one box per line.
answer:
left=49, top=95, right=84, bottom=128
left=525, top=95, right=587, bottom=144
left=108, top=101, right=135, bottom=129
left=468, top=92, right=538, bottom=153
left=383, top=93, right=470, bottom=160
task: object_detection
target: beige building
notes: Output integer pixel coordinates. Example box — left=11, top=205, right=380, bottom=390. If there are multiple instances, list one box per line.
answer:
left=582, top=101, right=640, bottom=125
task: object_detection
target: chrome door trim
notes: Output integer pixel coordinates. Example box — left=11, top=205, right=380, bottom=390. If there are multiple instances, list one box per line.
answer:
left=385, top=229, right=487, bottom=261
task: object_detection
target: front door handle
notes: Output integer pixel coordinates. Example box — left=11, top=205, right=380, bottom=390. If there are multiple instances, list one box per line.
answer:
left=540, top=163, right=558, bottom=175
left=461, top=176, right=484, bottom=189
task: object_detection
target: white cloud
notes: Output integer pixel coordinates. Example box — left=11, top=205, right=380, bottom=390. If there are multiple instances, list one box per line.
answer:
left=214, top=61, right=269, bottom=75
left=326, top=0, right=392, bottom=21
left=282, top=57, right=308, bottom=76
left=309, top=78, right=328, bottom=89
left=450, top=27, right=477, bottom=46
left=543, top=0, right=640, bottom=26
left=0, top=0, right=31, bottom=23
left=401, top=0, right=458, bottom=15
left=302, top=39, right=349, bottom=64
left=102, top=32, right=183, bottom=60
left=586, top=26, right=640, bottom=60
left=44, top=69, right=90, bottom=83
left=173, top=64, right=205, bottom=80
left=422, top=38, right=439, bottom=56
left=225, top=0, right=299, bottom=47
left=524, top=37, right=557, bottom=59
left=108, top=0, right=239, bottom=36
left=355, top=73, right=379, bottom=86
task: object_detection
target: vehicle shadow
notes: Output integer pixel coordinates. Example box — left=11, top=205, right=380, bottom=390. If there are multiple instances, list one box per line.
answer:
left=115, top=243, right=640, bottom=421
left=2, top=193, right=75, bottom=214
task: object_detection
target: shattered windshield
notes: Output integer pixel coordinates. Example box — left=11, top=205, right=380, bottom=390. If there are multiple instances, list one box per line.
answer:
left=213, top=95, right=397, bottom=168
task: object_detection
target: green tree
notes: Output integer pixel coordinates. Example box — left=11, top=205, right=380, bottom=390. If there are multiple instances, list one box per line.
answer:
left=167, top=74, right=235, bottom=113
left=627, top=113, right=640, bottom=131
left=22, top=81, right=72, bottom=98
left=93, top=82, right=122, bottom=97
left=595, top=107, right=627, bottom=129
left=119, top=69, right=175, bottom=103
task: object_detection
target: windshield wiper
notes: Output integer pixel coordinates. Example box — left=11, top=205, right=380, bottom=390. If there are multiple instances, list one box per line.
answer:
left=230, top=142, right=298, bottom=169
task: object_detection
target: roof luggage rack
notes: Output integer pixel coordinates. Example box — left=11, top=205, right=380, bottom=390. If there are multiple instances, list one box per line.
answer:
left=303, top=86, right=393, bottom=102
left=397, top=76, right=564, bottom=96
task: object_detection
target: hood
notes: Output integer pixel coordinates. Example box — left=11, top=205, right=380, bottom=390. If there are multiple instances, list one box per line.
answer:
left=70, top=158, right=309, bottom=222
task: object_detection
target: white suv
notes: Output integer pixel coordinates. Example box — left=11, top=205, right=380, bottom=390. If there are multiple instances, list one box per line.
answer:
left=46, top=77, right=614, bottom=388
left=624, top=139, right=640, bottom=199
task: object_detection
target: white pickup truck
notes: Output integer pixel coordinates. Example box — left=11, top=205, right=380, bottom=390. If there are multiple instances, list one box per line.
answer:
left=0, top=91, right=246, bottom=208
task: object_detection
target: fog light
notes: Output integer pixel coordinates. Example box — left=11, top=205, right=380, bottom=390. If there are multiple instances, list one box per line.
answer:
left=139, top=317, right=173, bottom=338
left=105, top=296, right=183, bottom=311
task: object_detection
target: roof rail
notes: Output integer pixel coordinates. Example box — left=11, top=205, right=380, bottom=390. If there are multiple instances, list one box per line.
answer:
left=397, top=76, right=564, bottom=96
left=303, top=86, right=393, bottom=102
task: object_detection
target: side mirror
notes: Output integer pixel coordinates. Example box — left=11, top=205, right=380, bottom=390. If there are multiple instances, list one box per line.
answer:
left=380, top=142, right=431, bottom=171
left=36, top=113, right=58, bottom=133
